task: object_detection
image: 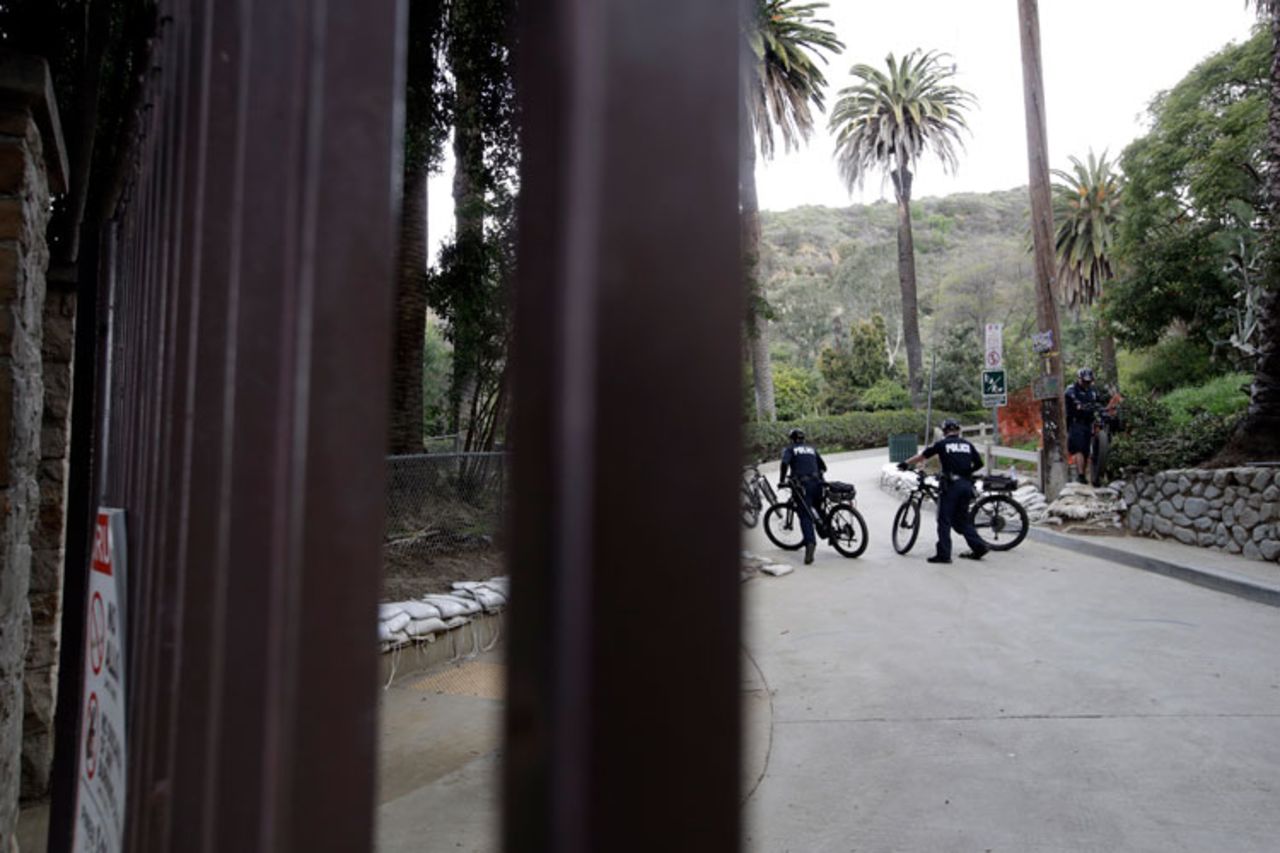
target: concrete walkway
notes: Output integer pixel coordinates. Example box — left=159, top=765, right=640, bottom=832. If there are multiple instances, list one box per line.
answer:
left=378, top=448, right=1280, bottom=852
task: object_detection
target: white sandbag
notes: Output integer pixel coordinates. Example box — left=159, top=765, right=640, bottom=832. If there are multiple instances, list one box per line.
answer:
left=380, top=612, right=411, bottom=634
left=412, top=614, right=453, bottom=635
left=484, top=576, right=510, bottom=595
left=379, top=602, right=409, bottom=621
left=469, top=587, right=507, bottom=612
left=377, top=621, right=400, bottom=642
left=451, top=581, right=483, bottom=591
left=422, top=594, right=480, bottom=618
left=401, top=600, right=442, bottom=620
left=761, top=563, right=794, bottom=577
left=443, top=615, right=471, bottom=630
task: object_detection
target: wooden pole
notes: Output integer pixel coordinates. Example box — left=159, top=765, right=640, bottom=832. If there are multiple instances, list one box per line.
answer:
left=1017, top=0, right=1068, bottom=499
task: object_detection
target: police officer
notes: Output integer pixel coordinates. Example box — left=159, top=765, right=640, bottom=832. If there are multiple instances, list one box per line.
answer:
left=898, top=418, right=988, bottom=564
left=1065, top=367, right=1103, bottom=484
left=778, top=428, right=827, bottom=565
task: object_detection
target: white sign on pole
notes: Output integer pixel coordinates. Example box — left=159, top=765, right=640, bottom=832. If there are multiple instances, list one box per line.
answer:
left=74, top=509, right=128, bottom=853
left=984, top=322, right=1003, bottom=369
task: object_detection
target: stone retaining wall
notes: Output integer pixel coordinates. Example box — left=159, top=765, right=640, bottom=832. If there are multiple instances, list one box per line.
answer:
left=1122, top=467, right=1280, bottom=562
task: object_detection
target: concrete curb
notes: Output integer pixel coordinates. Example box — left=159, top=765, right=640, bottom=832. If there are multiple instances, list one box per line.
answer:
left=1028, top=527, right=1280, bottom=609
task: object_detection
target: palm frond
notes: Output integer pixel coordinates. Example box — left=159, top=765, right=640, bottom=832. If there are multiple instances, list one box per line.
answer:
left=1052, top=150, right=1122, bottom=309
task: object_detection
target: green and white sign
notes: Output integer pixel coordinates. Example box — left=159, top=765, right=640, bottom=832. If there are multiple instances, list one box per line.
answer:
left=981, top=368, right=1007, bottom=407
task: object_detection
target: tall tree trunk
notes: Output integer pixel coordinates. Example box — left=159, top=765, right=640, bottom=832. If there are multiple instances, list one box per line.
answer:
left=891, top=168, right=923, bottom=406
left=389, top=163, right=429, bottom=454
left=739, top=101, right=776, bottom=421
left=1098, top=325, right=1118, bottom=389
left=451, top=7, right=486, bottom=439
left=1018, top=0, right=1069, bottom=497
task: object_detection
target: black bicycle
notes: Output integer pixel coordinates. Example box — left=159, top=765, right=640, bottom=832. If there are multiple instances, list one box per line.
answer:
left=892, top=470, right=1029, bottom=554
left=740, top=464, right=779, bottom=529
left=763, top=477, right=869, bottom=558
left=1088, top=397, right=1123, bottom=487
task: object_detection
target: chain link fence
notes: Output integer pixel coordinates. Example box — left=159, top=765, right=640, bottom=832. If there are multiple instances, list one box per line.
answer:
left=384, top=452, right=509, bottom=559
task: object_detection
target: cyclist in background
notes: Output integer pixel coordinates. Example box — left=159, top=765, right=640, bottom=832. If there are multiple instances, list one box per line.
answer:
left=779, top=428, right=827, bottom=565
left=1065, top=367, right=1104, bottom=485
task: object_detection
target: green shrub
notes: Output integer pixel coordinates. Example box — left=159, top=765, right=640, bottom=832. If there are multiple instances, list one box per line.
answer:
left=1160, top=373, right=1251, bottom=427
left=773, top=364, right=823, bottom=422
left=858, top=377, right=911, bottom=411
left=744, top=409, right=971, bottom=463
left=1129, top=337, right=1221, bottom=394
left=1108, top=393, right=1241, bottom=474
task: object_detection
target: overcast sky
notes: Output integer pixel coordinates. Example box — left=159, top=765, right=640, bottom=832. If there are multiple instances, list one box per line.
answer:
left=428, top=1, right=1258, bottom=251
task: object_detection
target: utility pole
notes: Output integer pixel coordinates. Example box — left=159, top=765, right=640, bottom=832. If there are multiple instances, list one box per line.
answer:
left=1017, top=0, right=1068, bottom=499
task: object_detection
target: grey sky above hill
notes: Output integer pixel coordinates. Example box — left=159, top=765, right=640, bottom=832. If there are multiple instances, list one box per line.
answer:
left=760, top=0, right=1257, bottom=209
left=426, top=1, right=1257, bottom=253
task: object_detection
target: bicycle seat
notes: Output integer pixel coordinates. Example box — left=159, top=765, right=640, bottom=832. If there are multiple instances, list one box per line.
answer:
left=826, top=481, right=856, bottom=496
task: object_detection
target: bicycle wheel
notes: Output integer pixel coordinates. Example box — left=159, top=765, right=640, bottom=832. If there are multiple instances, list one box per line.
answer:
left=891, top=499, right=921, bottom=555
left=970, top=494, right=1029, bottom=551
left=740, top=485, right=760, bottom=528
left=764, top=503, right=806, bottom=551
left=824, top=504, right=869, bottom=558
left=1090, top=430, right=1110, bottom=487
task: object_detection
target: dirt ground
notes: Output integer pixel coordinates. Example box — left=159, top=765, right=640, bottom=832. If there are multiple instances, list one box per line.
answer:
left=381, top=543, right=506, bottom=602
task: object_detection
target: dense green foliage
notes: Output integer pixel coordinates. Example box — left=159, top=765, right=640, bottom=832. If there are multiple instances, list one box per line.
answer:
left=1109, top=396, right=1244, bottom=474
left=1126, top=336, right=1224, bottom=393
left=1110, top=29, right=1268, bottom=355
left=1160, top=373, right=1252, bottom=426
left=772, top=364, right=824, bottom=422
left=744, top=409, right=975, bottom=463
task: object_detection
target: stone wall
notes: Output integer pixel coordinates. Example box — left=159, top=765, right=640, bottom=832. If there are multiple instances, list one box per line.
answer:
left=1122, top=467, right=1280, bottom=563
left=23, top=274, right=73, bottom=799
left=0, top=53, right=66, bottom=841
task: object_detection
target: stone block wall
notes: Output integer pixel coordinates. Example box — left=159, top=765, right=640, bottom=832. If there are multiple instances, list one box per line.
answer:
left=1122, top=467, right=1280, bottom=563
left=22, top=276, right=73, bottom=799
left=0, top=53, right=66, bottom=840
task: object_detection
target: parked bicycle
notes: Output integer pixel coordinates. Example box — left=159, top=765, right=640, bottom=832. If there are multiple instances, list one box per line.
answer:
left=763, top=477, right=869, bottom=558
left=740, top=464, right=779, bottom=529
left=1087, top=393, right=1124, bottom=487
left=891, top=470, right=1028, bottom=555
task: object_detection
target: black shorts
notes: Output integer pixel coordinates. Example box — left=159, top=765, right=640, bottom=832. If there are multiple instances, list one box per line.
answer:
left=1068, top=422, right=1092, bottom=455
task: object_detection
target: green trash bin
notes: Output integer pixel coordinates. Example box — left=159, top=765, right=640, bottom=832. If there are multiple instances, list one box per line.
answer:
left=888, top=433, right=917, bottom=464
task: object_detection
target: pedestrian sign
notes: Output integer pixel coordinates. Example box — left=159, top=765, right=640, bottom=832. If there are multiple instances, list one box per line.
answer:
left=981, top=368, right=1007, bottom=407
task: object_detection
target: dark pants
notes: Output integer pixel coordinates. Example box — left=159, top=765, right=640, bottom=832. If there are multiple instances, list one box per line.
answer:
left=797, top=478, right=824, bottom=545
left=936, top=477, right=986, bottom=560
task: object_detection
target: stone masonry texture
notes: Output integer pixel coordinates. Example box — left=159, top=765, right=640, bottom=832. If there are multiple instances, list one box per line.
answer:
left=0, top=53, right=64, bottom=841
left=1125, top=468, right=1280, bottom=564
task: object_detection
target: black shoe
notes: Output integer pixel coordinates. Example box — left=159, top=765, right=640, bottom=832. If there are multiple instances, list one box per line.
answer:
left=959, top=550, right=986, bottom=561
left=1076, top=474, right=1088, bottom=484
left=804, top=542, right=815, bottom=564
left=927, top=555, right=951, bottom=564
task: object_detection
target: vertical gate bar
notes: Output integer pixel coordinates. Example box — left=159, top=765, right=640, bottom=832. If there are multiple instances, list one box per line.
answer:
left=167, top=0, right=245, bottom=847
left=281, top=0, right=402, bottom=846
left=506, top=1, right=742, bottom=851
left=209, top=0, right=309, bottom=845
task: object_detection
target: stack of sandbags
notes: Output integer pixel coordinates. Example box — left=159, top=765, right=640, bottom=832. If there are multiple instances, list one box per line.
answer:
left=1045, top=482, right=1125, bottom=531
left=878, top=463, right=921, bottom=500
left=1011, top=483, right=1049, bottom=524
left=378, top=576, right=511, bottom=651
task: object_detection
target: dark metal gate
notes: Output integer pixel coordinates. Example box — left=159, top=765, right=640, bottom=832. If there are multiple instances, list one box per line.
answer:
left=49, top=0, right=743, bottom=850
left=48, top=0, right=403, bottom=850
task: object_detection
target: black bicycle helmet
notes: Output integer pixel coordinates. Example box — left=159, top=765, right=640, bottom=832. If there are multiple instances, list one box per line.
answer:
left=941, top=418, right=961, bottom=434
left=788, top=428, right=806, bottom=443
left=1077, top=367, right=1095, bottom=383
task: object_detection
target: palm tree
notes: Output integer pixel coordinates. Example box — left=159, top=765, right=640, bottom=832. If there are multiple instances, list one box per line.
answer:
left=742, top=1, right=842, bottom=421
left=830, top=50, right=975, bottom=404
left=1052, top=150, right=1121, bottom=383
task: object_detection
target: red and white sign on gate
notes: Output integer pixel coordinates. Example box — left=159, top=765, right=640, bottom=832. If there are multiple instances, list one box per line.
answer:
left=984, top=322, right=1004, bottom=369
left=74, top=509, right=128, bottom=853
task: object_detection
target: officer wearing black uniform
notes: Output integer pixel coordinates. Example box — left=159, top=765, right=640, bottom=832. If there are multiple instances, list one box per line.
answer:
left=1065, top=367, right=1103, bottom=484
left=899, top=419, right=988, bottom=564
left=778, top=428, right=827, bottom=565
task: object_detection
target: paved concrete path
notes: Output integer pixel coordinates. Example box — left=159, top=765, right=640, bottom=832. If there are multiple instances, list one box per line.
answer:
left=742, top=449, right=1280, bottom=852
left=378, top=448, right=1280, bottom=852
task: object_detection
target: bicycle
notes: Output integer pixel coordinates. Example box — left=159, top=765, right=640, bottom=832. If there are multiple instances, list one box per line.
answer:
left=763, top=477, right=869, bottom=558
left=1087, top=394, right=1123, bottom=487
left=740, top=464, right=779, bottom=529
left=891, top=470, right=1028, bottom=555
